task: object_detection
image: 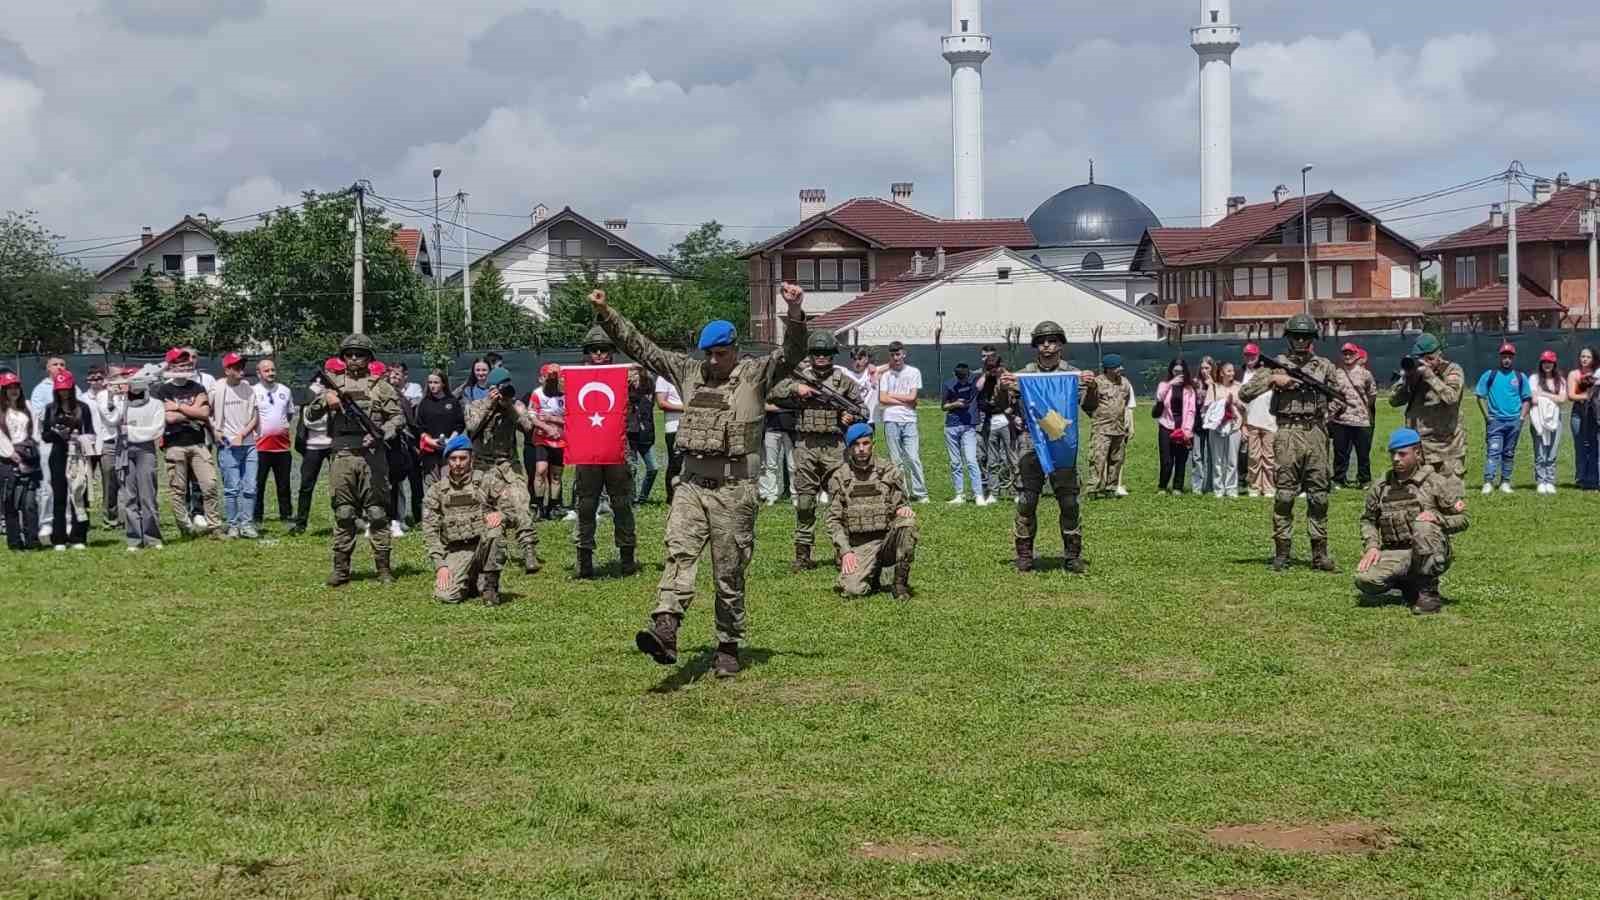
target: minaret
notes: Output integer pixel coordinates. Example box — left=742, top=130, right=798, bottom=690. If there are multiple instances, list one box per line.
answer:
left=943, top=0, right=991, bottom=219
left=1192, top=0, right=1240, bottom=226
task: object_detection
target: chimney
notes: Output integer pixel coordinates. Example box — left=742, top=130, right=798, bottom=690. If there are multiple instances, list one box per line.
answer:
left=531, top=203, right=550, bottom=225
left=934, top=246, right=947, bottom=274
left=891, top=182, right=914, bottom=205
left=1226, top=195, right=1247, bottom=216
left=1533, top=179, right=1553, bottom=205
left=140, top=226, right=154, bottom=246
left=911, top=251, right=925, bottom=276
left=1272, top=185, right=1289, bottom=206
left=1556, top=171, right=1570, bottom=191
left=1489, top=203, right=1503, bottom=229
left=603, top=218, right=628, bottom=237
left=799, top=188, right=828, bottom=220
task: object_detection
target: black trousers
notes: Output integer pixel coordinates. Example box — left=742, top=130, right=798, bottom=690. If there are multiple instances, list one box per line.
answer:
left=294, top=447, right=331, bottom=527
left=1157, top=426, right=1191, bottom=492
left=1330, top=423, right=1373, bottom=485
left=387, top=460, right=424, bottom=524
left=48, top=449, right=89, bottom=546
left=1, top=461, right=40, bottom=550
left=254, top=450, right=294, bottom=522
left=663, top=432, right=683, bottom=503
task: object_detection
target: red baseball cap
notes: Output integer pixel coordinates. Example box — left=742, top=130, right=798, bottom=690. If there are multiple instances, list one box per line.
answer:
left=164, top=347, right=192, bottom=365
left=325, top=357, right=346, bottom=374
left=1341, top=342, right=1360, bottom=354
left=540, top=362, right=562, bottom=378
left=221, top=352, right=245, bottom=369
left=0, top=372, right=19, bottom=388
left=53, top=371, right=76, bottom=390
left=1499, top=342, right=1517, bottom=355
left=1540, top=350, right=1558, bottom=364
left=369, top=361, right=387, bottom=377
left=1243, top=343, right=1260, bottom=357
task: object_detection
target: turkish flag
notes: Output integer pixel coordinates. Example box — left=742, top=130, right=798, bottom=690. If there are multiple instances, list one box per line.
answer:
left=563, top=364, right=630, bottom=466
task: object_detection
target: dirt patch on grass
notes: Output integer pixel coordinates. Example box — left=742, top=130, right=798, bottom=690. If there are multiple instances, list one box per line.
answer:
left=754, top=679, right=880, bottom=707
left=1118, top=658, right=1211, bottom=684
left=1047, top=829, right=1103, bottom=849
left=852, top=840, right=960, bottom=862
left=1206, top=821, right=1394, bottom=854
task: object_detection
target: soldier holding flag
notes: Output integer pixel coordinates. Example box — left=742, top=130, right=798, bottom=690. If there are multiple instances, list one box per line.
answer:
left=567, top=327, right=640, bottom=579
left=997, top=321, right=1086, bottom=574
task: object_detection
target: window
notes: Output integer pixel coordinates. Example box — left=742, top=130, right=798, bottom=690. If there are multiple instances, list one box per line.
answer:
left=960, top=18, right=969, bottom=32
left=1497, top=253, right=1509, bottom=283
left=996, top=266, right=1012, bottom=282
left=1455, top=255, right=1477, bottom=290
left=1252, top=267, right=1269, bottom=296
left=1310, top=218, right=1330, bottom=244
left=1391, top=265, right=1413, bottom=298
left=1329, top=217, right=1348, bottom=243
left=1315, top=266, right=1334, bottom=300
left=1081, top=251, right=1104, bottom=271
left=196, top=254, right=216, bottom=275
left=1234, top=268, right=1250, bottom=297
left=565, top=239, right=582, bottom=257
left=842, top=258, right=863, bottom=292
left=818, top=258, right=840, bottom=291
left=1335, top=265, right=1353, bottom=294
left=162, top=254, right=182, bottom=274
left=1271, top=267, right=1289, bottom=300
left=1211, top=9, right=1219, bottom=22
left=548, top=239, right=581, bottom=258
left=796, top=259, right=817, bottom=291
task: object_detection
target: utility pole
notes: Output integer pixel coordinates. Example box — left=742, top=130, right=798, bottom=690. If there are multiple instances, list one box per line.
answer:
left=1587, top=179, right=1598, bottom=328
left=460, top=191, right=472, bottom=347
left=1506, top=173, right=1520, bottom=333
left=432, top=167, right=443, bottom=338
left=1300, top=164, right=1314, bottom=315
left=352, top=183, right=366, bottom=334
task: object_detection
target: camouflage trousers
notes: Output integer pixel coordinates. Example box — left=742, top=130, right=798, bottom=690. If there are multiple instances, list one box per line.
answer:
left=330, top=447, right=390, bottom=558
left=1420, top=431, right=1467, bottom=494
left=1013, top=449, right=1082, bottom=549
left=1271, top=425, right=1331, bottom=543
left=1354, top=520, right=1452, bottom=597
left=434, top=533, right=505, bottom=602
left=654, top=475, right=758, bottom=646
left=574, top=463, right=635, bottom=552
left=836, top=519, right=917, bottom=597
left=477, top=458, right=538, bottom=561
left=1086, top=432, right=1127, bottom=494
left=792, top=433, right=842, bottom=547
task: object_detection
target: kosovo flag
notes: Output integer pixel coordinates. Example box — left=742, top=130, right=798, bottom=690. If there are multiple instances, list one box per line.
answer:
left=1018, top=371, right=1081, bottom=475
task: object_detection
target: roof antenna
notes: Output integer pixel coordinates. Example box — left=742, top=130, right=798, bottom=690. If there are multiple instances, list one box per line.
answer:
left=1088, top=158, right=1095, bottom=185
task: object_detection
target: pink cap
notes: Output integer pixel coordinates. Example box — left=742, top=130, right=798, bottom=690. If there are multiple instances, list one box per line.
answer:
left=221, top=352, right=245, bottom=369
left=1499, top=342, right=1517, bottom=356
left=1540, top=350, right=1558, bottom=364
left=369, top=361, right=387, bottom=377
left=164, top=347, right=192, bottom=365
left=53, top=371, right=77, bottom=390
left=1243, top=343, right=1260, bottom=357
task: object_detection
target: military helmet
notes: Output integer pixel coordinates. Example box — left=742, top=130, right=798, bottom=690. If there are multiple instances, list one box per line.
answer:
left=582, top=324, right=614, bottom=351
left=339, top=333, right=375, bottom=354
left=806, top=331, right=838, bottom=354
left=1283, top=313, right=1319, bottom=338
left=1031, top=320, right=1068, bottom=347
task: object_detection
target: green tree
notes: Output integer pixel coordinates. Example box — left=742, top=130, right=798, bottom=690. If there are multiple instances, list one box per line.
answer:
left=0, top=211, right=97, bottom=353
left=102, top=268, right=200, bottom=354
left=382, top=259, right=542, bottom=354
left=1421, top=275, right=1440, bottom=300
left=665, top=221, right=748, bottom=331
left=547, top=266, right=715, bottom=350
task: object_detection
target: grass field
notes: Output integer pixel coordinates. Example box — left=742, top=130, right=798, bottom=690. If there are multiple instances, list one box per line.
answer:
left=4, top=401, right=1600, bottom=899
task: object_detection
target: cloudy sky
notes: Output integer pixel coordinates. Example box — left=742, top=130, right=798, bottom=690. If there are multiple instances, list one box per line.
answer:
left=5, top=0, right=1598, bottom=273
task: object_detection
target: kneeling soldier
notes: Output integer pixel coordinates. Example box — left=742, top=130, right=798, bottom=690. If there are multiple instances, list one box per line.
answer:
left=826, top=423, right=918, bottom=599
left=423, top=435, right=515, bottom=606
left=1355, top=428, right=1469, bottom=615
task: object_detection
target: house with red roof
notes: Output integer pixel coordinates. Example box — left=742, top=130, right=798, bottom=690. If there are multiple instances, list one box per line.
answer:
left=1421, top=175, right=1597, bottom=329
left=93, top=216, right=223, bottom=303
left=742, top=186, right=1037, bottom=341
left=1129, top=191, right=1429, bottom=337
left=391, top=227, right=434, bottom=279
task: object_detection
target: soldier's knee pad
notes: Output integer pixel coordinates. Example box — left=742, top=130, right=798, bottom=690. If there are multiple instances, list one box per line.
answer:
left=334, top=505, right=359, bottom=525
left=1353, top=573, right=1387, bottom=594
left=365, top=505, right=387, bottom=523
left=1273, top=489, right=1297, bottom=509
left=795, top=495, right=816, bottom=514
left=1016, top=491, right=1039, bottom=511
left=1306, top=492, right=1330, bottom=516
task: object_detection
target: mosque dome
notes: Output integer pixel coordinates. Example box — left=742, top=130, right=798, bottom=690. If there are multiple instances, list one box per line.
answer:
left=1027, top=181, right=1162, bottom=246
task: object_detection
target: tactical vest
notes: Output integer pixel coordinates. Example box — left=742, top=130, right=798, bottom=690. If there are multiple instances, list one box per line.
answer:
left=843, top=472, right=893, bottom=534
left=798, top=405, right=840, bottom=434
left=438, top=479, right=487, bottom=545
left=678, top=378, right=758, bottom=458
left=1270, top=355, right=1332, bottom=421
left=1377, top=481, right=1424, bottom=548
left=334, top=380, right=373, bottom=438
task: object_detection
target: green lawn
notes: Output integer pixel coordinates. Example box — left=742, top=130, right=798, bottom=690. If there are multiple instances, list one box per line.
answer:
left=4, top=402, right=1599, bottom=899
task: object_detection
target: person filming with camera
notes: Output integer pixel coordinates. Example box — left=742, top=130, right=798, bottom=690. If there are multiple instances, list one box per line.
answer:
left=1390, top=333, right=1466, bottom=494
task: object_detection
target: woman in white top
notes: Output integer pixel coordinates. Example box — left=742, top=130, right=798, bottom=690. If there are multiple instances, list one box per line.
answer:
left=102, top=367, right=167, bottom=548
left=0, top=372, right=41, bottom=551
left=1206, top=362, right=1245, bottom=498
left=655, top=374, right=684, bottom=504
left=1190, top=356, right=1216, bottom=494
left=1527, top=350, right=1566, bottom=495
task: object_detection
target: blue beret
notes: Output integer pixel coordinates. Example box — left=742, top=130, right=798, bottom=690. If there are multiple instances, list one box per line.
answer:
left=444, top=434, right=473, bottom=456
left=845, top=423, right=873, bottom=447
left=1387, top=428, right=1421, bottom=452
left=697, top=320, right=737, bottom=350
left=1102, top=353, right=1123, bottom=368
left=487, top=366, right=513, bottom=386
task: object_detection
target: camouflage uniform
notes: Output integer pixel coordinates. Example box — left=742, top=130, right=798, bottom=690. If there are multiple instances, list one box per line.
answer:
left=1082, top=373, right=1131, bottom=495
left=465, top=395, right=541, bottom=572
left=599, top=304, right=806, bottom=650
left=1356, top=463, right=1468, bottom=611
left=307, top=358, right=401, bottom=584
left=1390, top=361, right=1467, bottom=493
left=773, top=355, right=862, bottom=567
left=998, top=358, right=1084, bottom=571
left=825, top=454, right=917, bottom=597
left=421, top=469, right=514, bottom=603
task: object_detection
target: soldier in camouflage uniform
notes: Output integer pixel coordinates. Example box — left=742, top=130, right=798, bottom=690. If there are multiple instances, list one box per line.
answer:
left=464, top=366, right=547, bottom=576
left=592, top=284, right=808, bottom=679
left=825, top=423, right=917, bottom=599
left=1355, top=428, right=1469, bottom=615
left=1389, top=332, right=1466, bottom=494
left=307, top=333, right=402, bottom=586
left=1082, top=353, right=1132, bottom=498
left=422, top=435, right=517, bottom=605
left=997, top=320, right=1085, bottom=573
left=772, top=330, right=863, bottom=571
left=570, top=326, right=639, bottom=579
left=1238, top=313, right=1343, bottom=572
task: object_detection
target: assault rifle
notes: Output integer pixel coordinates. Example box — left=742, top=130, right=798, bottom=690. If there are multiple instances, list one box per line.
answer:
left=319, top=364, right=385, bottom=444
left=793, top=367, right=869, bottom=422
left=1257, top=356, right=1344, bottom=404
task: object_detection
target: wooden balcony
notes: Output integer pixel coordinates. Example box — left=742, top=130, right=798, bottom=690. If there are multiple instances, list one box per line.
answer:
left=1229, top=241, right=1376, bottom=264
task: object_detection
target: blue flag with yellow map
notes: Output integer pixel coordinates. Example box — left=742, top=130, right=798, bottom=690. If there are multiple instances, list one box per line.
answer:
left=1017, top=371, right=1080, bottom=475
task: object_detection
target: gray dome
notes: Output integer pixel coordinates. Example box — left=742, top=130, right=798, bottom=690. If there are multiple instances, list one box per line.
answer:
left=1027, top=182, right=1162, bottom=246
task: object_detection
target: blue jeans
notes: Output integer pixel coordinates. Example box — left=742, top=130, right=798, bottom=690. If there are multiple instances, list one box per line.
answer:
left=217, top=443, right=258, bottom=529
left=1482, top=417, right=1520, bottom=484
left=884, top=420, right=928, bottom=499
left=1578, top=412, right=1600, bottom=489
left=944, top=425, right=984, bottom=498
left=1530, top=424, right=1559, bottom=486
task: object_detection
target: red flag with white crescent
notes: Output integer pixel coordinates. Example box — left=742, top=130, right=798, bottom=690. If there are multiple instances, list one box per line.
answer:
left=563, top=364, right=630, bottom=466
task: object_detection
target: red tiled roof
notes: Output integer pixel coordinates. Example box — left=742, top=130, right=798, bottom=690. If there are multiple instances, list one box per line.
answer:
left=1438, top=278, right=1565, bottom=315
left=809, top=248, right=1003, bottom=332
left=746, top=198, right=1035, bottom=255
left=94, top=216, right=214, bottom=280
left=392, top=227, right=423, bottom=263
left=1134, top=191, right=1422, bottom=269
left=1423, top=183, right=1596, bottom=253
left=1175, top=298, right=1430, bottom=322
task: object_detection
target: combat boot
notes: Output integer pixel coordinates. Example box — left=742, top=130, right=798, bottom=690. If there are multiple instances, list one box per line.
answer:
left=713, top=642, right=742, bottom=678
left=375, top=551, right=395, bottom=585
left=575, top=549, right=595, bottom=580
left=1270, top=540, right=1292, bottom=572
left=791, top=543, right=817, bottom=572
left=481, top=571, right=503, bottom=607
left=1413, top=580, right=1443, bottom=616
left=892, top=557, right=913, bottom=600
left=1014, top=538, right=1035, bottom=573
left=1400, top=584, right=1420, bottom=607
left=523, top=547, right=542, bottom=575
left=1063, top=535, right=1087, bottom=574
left=619, top=545, right=639, bottom=576
left=326, top=552, right=352, bottom=587
left=1310, top=540, right=1338, bottom=572
left=635, top=613, right=679, bottom=665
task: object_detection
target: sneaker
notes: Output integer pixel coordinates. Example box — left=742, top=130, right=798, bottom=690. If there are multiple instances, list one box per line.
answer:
left=126, top=545, right=140, bottom=553
left=53, top=545, right=66, bottom=552
left=1226, top=490, right=1239, bottom=499
left=764, top=498, right=777, bottom=507
left=1546, top=484, right=1558, bottom=495
left=147, top=542, right=164, bottom=551
left=818, top=492, right=829, bottom=504
left=1247, top=489, right=1260, bottom=498
left=563, top=510, right=577, bottom=522
left=390, top=519, right=407, bottom=537
left=241, top=526, right=260, bottom=540
left=192, top=515, right=209, bottom=529
left=1115, top=486, right=1129, bottom=497
left=1499, top=482, right=1513, bottom=495
left=223, top=527, right=239, bottom=540
left=947, top=496, right=967, bottom=505
left=1213, top=491, right=1224, bottom=499
left=1481, top=483, right=1494, bottom=495
left=916, top=497, right=931, bottom=504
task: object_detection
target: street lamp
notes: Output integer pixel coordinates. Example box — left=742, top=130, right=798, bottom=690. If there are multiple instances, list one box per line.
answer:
left=1301, top=164, right=1314, bottom=316
left=432, top=167, right=443, bottom=337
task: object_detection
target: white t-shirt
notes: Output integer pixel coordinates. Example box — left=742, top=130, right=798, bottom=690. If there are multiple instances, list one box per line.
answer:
left=531, top=388, right=566, bottom=447
left=654, top=376, right=683, bottom=434
left=403, top=382, right=423, bottom=404
left=842, top=366, right=879, bottom=424
left=1242, top=367, right=1278, bottom=432
left=879, top=365, right=922, bottom=425
left=253, top=382, right=297, bottom=451
left=209, top=379, right=258, bottom=446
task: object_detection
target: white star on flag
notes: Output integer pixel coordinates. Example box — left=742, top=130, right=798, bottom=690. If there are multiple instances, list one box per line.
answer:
left=589, top=413, right=605, bottom=427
